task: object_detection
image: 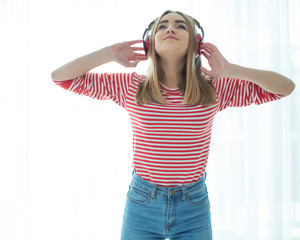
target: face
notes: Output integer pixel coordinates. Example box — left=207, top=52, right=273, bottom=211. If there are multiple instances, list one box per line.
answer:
left=154, top=12, right=189, bottom=59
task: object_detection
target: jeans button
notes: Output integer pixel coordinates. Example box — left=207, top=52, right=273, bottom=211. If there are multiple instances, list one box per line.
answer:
left=169, top=190, right=175, bottom=195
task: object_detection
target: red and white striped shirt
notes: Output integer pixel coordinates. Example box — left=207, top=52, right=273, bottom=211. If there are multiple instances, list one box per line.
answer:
left=53, top=72, right=284, bottom=186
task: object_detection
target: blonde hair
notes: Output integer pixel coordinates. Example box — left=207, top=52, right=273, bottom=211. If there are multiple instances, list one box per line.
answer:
left=136, top=10, right=216, bottom=106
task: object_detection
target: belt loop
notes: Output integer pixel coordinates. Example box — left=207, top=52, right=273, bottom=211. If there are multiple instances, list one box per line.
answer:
left=150, top=186, right=157, bottom=199
left=181, top=187, right=187, bottom=201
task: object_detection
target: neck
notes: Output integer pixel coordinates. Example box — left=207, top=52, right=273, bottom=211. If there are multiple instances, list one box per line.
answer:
left=160, top=56, right=185, bottom=88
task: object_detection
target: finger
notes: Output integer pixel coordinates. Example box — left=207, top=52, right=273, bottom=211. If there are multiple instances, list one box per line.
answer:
left=201, top=51, right=210, bottom=59
left=134, top=52, right=148, bottom=57
left=201, top=47, right=212, bottom=55
left=200, top=67, right=210, bottom=76
left=129, top=53, right=148, bottom=61
left=204, top=43, right=220, bottom=54
left=132, top=47, right=145, bottom=51
left=203, top=42, right=216, bottom=49
left=202, top=44, right=213, bottom=53
left=203, top=75, right=212, bottom=81
left=135, top=55, right=148, bottom=61
left=202, top=43, right=216, bottom=53
left=128, top=40, right=143, bottom=45
left=127, top=60, right=140, bottom=68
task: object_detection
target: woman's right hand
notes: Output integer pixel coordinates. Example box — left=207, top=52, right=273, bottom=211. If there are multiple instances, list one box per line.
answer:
left=51, top=40, right=148, bottom=81
left=109, top=40, right=148, bottom=68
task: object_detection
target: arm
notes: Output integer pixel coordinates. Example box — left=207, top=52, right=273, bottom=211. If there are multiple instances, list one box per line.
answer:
left=51, top=40, right=148, bottom=81
left=200, top=42, right=295, bottom=96
left=224, top=64, right=295, bottom=96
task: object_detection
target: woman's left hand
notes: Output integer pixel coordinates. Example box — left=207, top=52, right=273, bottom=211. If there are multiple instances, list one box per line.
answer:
left=200, top=42, right=231, bottom=78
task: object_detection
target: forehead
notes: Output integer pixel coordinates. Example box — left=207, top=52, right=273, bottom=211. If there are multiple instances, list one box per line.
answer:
left=160, top=12, right=186, bottom=22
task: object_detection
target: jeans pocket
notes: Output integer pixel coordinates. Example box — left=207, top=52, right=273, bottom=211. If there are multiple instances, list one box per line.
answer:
left=127, top=184, right=151, bottom=205
left=186, top=184, right=209, bottom=206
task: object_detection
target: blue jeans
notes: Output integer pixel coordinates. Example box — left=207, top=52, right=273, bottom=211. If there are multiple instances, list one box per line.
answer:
left=121, top=170, right=212, bottom=240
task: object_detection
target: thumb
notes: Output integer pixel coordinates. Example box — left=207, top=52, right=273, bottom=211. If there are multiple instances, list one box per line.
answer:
left=200, top=67, right=210, bottom=76
left=127, top=59, right=140, bottom=68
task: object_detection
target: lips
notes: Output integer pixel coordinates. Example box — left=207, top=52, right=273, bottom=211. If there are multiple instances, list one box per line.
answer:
left=164, top=36, right=178, bottom=40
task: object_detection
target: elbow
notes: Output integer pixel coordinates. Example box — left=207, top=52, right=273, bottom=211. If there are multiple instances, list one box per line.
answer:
left=51, top=70, right=59, bottom=81
left=51, top=69, right=67, bottom=81
left=284, top=80, right=296, bottom=96
left=291, top=80, right=296, bottom=93
left=277, top=76, right=296, bottom=96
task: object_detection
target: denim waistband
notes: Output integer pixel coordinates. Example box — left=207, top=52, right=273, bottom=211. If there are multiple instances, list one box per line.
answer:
left=130, top=169, right=207, bottom=200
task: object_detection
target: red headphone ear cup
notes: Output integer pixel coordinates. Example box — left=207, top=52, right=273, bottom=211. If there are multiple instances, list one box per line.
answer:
left=145, top=37, right=150, bottom=55
left=195, top=34, right=201, bottom=55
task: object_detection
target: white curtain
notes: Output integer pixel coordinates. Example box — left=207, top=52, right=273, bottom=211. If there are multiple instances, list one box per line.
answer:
left=0, top=0, right=299, bottom=239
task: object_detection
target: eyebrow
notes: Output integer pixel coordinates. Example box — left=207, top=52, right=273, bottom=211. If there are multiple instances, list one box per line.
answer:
left=158, top=19, right=187, bottom=25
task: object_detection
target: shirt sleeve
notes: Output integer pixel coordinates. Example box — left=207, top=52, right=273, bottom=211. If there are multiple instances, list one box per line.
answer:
left=213, top=77, right=285, bottom=111
left=52, top=72, right=133, bottom=108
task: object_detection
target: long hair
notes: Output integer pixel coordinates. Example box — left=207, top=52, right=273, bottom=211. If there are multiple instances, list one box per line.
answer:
left=135, top=10, right=216, bottom=106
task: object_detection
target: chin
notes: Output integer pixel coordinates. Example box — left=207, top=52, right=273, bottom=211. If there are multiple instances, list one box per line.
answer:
left=156, top=49, right=187, bottom=59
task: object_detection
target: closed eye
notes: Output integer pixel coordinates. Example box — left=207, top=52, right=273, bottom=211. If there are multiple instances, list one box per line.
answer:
left=177, top=24, right=186, bottom=30
left=157, top=24, right=187, bottom=30
left=158, top=24, right=167, bottom=30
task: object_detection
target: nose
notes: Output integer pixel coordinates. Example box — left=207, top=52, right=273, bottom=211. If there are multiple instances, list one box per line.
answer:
left=166, top=24, right=176, bottom=33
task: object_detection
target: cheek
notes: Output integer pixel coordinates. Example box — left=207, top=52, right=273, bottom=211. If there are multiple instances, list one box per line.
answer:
left=154, top=34, right=162, bottom=52
left=183, top=33, right=189, bottom=46
left=183, top=37, right=190, bottom=52
left=154, top=33, right=162, bottom=44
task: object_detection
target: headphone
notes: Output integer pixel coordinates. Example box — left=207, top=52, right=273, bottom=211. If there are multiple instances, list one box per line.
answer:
left=142, top=15, right=204, bottom=56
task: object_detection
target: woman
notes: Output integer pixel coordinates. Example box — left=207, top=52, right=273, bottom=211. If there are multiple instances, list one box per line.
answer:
left=51, top=10, right=295, bottom=240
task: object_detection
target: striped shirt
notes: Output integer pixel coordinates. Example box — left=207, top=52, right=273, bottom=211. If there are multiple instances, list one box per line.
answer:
left=53, top=72, right=284, bottom=186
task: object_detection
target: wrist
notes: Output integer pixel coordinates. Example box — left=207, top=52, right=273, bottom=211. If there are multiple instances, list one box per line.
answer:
left=99, top=46, right=115, bottom=63
left=225, top=63, right=237, bottom=77
left=223, top=63, right=246, bottom=79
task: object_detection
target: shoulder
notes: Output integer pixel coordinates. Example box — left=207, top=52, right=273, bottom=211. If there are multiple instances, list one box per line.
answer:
left=132, top=72, right=146, bottom=81
left=131, top=72, right=146, bottom=86
left=212, top=77, right=244, bottom=92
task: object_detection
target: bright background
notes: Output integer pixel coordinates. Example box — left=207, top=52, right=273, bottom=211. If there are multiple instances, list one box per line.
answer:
left=0, top=0, right=299, bottom=239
